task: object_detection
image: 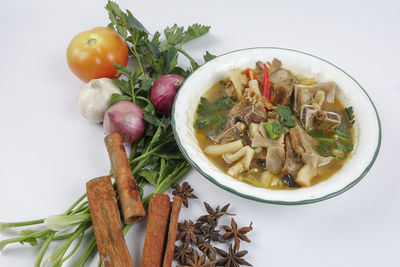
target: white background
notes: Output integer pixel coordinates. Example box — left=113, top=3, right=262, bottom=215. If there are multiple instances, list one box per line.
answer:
left=0, top=0, right=399, bottom=266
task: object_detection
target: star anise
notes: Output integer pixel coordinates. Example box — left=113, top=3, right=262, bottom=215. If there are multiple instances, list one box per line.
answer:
left=201, top=223, right=226, bottom=243
left=222, top=218, right=253, bottom=251
left=174, top=243, right=194, bottom=264
left=177, top=220, right=202, bottom=245
left=198, top=238, right=216, bottom=262
left=172, top=182, right=198, bottom=207
left=197, top=202, right=235, bottom=225
left=177, top=250, right=216, bottom=267
left=215, top=244, right=252, bottom=267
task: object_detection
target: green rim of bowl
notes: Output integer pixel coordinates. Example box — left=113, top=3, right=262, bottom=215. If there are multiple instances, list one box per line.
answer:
left=171, top=47, right=381, bottom=205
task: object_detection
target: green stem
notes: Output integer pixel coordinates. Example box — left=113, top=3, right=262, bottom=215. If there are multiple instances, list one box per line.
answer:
left=0, top=229, right=52, bottom=250
left=34, top=231, right=55, bottom=267
left=65, top=193, right=87, bottom=214
left=128, top=45, right=146, bottom=82
left=0, top=219, right=44, bottom=231
left=74, top=236, right=97, bottom=267
left=61, top=230, right=85, bottom=264
left=129, top=136, right=175, bottom=165
left=176, top=46, right=198, bottom=68
left=44, top=223, right=90, bottom=267
left=70, top=202, right=88, bottom=215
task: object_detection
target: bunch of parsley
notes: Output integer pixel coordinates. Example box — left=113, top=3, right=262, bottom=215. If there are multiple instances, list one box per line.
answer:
left=0, top=1, right=215, bottom=266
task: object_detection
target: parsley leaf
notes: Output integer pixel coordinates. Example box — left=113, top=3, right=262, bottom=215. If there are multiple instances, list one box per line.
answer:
left=275, top=106, right=296, bottom=128
left=110, top=93, right=132, bottom=106
left=203, top=51, right=216, bottom=62
left=164, top=24, right=185, bottom=45
left=183, top=24, right=211, bottom=43
left=263, top=122, right=286, bottom=139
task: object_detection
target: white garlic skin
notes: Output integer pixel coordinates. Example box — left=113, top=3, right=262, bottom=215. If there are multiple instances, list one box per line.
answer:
left=77, top=78, right=122, bottom=123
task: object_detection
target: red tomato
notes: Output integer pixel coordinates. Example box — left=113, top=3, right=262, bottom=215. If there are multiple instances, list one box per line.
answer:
left=66, top=27, right=129, bottom=82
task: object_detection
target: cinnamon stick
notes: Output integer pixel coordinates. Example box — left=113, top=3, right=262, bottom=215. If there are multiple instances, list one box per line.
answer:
left=105, top=133, right=146, bottom=224
left=162, top=196, right=183, bottom=267
left=141, top=193, right=171, bottom=267
left=86, top=176, right=133, bottom=267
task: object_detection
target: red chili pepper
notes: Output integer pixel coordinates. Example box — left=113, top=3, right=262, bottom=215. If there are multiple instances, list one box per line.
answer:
left=262, top=63, right=271, bottom=103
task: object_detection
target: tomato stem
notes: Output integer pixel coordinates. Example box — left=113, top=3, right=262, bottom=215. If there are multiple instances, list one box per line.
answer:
left=86, top=38, right=97, bottom=47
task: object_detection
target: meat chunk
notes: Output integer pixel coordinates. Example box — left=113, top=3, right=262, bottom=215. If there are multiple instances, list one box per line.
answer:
left=270, top=69, right=298, bottom=106
left=213, top=90, right=268, bottom=144
left=283, top=135, right=304, bottom=174
left=285, top=126, right=333, bottom=184
left=256, top=58, right=298, bottom=106
left=210, top=122, right=246, bottom=144
left=294, top=82, right=336, bottom=113
left=300, top=105, right=341, bottom=132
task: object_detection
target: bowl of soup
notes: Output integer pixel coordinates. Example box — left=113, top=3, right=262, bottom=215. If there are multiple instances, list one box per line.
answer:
left=172, top=47, right=381, bottom=204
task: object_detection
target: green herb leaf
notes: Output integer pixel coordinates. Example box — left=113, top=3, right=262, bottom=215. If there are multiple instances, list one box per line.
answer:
left=112, top=79, right=131, bottom=96
left=345, top=106, right=355, bottom=126
left=334, top=127, right=350, bottom=140
left=143, top=112, right=170, bottom=127
left=196, top=96, right=234, bottom=116
left=138, top=79, right=153, bottom=92
left=194, top=114, right=226, bottom=130
left=105, top=1, right=124, bottom=26
left=335, top=141, right=353, bottom=154
left=309, top=130, right=325, bottom=137
left=275, top=106, right=296, bottom=128
left=110, top=93, right=132, bottom=106
left=125, top=10, right=148, bottom=33
left=162, top=47, right=179, bottom=73
left=183, top=24, right=211, bottom=43
left=164, top=24, right=185, bottom=45
left=113, top=63, right=133, bottom=78
left=203, top=51, right=216, bottom=62
left=263, top=122, right=286, bottom=139
left=138, top=169, right=158, bottom=186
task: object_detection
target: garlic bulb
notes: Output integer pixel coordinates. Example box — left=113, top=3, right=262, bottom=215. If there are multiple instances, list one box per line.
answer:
left=77, top=78, right=122, bottom=123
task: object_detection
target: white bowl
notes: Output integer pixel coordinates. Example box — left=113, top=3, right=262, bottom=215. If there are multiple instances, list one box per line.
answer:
left=172, top=47, right=381, bottom=204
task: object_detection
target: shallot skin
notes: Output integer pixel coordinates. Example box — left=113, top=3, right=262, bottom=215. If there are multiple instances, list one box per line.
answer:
left=151, top=74, right=185, bottom=114
left=103, top=101, right=145, bottom=144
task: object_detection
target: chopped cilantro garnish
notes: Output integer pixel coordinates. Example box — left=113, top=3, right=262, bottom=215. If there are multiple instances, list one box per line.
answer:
left=264, top=121, right=286, bottom=139
left=345, top=106, right=355, bottom=126
left=334, top=127, right=350, bottom=140
left=275, top=106, right=296, bottom=128
left=194, top=96, right=234, bottom=137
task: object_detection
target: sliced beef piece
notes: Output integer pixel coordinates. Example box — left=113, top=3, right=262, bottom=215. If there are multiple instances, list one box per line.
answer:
left=294, top=82, right=336, bottom=113
left=283, top=135, right=304, bottom=174
left=210, top=122, right=246, bottom=144
left=288, top=126, right=315, bottom=155
left=286, top=126, right=333, bottom=185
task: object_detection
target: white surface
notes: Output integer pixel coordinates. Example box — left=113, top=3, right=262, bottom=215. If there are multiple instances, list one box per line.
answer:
left=0, top=0, right=398, bottom=266
left=173, top=47, right=379, bottom=203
